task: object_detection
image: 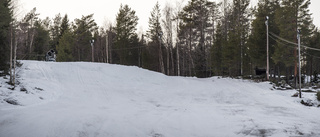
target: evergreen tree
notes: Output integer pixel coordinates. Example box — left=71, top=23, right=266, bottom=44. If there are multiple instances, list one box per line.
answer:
left=222, top=23, right=238, bottom=76
left=179, top=6, right=195, bottom=76
left=60, top=14, right=69, bottom=38
left=147, top=1, right=164, bottom=74
left=273, top=0, right=313, bottom=80
left=56, top=14, right=73, bottom=62
left=211, top=21, right=223, bottom=76
left=114, top=4, right=139, bottom=65
left=220, top=0, right=250, bottom=76
left=180, top=0, right=215, bottom=77
left=147, top=1, right=162, bottom=42
left=33, top=20, right=50, bottom=60
left=306, top=29, right=320, bottom=81
left=0, top=0, right=13, bottom=72
left=49, top=13, right=62, bottom=50
left=248, top=0, right=280, bottom=74
left=211, top=0, right=232, bottom=76
left=57, top=31, right=74, bottom=62
left=73, top=14, right=98, bottom=61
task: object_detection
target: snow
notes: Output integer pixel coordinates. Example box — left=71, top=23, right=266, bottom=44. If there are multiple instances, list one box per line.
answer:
left=0, top=60, right=320, bottom=137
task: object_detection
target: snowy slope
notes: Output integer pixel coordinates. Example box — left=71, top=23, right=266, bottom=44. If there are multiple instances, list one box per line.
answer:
left=0, top=60, right=320, bottom=137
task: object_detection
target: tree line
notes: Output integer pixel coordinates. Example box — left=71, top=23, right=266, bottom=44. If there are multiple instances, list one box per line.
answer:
left=1, top=0, right=320, bottom=84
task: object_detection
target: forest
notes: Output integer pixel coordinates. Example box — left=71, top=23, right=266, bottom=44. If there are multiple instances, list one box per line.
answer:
left=1, top=0, right=320, bottom=85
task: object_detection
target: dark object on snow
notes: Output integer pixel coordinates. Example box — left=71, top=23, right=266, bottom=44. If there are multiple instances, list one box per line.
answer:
left=35, top=87, right=43, bottom=91
left=4, top=98, right=20, bottom=105
left=292, top=92, right=299, bottom=97
left=45, top=49, right=56, bottom=62
left=300, top=99, right=314, bottom=107
left=255, top=67, right=266, bottom=76
left=20, top=87, right=27, bottom=92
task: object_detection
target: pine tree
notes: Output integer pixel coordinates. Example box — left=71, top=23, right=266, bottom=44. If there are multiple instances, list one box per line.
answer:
left=180, top=0, right=214, bottom=77
left=234, top=0, right=250, bottom=76
left=60, top=14, right=70, bottom=38
left=57, top=31, right=74, bottom=62
left=306, top=29, right=320, bottom=81
left=211, top=0, right=232, bottom=76
left=49, top=13, right=61, bottom=50
left=0, top=0, right=13, bottom=72
left=248, top=0, right=280, bottom=75
left=147, top=1, right=165, bottom=74
left=147, top=1, right=162, bottom=42
left=33, top=20, right=50, bottom=60
left=114, top=4, right=139, bottom=65
left=273, top=0, right=313, bottom=81
left=220, top=0, right=250, bottom=77
left=179, top=6, right=195, bottom=76
left=73, top=14, right=98, bottom=61
left=56, top=14, right=73, bottom=62
left=222, top=23, right=238, bottom=76
left=211, top=21, right=223, bottom=76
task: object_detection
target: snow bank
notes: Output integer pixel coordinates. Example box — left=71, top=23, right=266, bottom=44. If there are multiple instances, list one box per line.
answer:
left=0, top=60, right=320, bottom=137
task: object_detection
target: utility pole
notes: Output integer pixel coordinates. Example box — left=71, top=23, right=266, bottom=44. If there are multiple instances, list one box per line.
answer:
left=265, top=16, right=269, bottom=81
left=90, top=39, right=95, bottom=62
left=298, top=29, right=302, bottom=98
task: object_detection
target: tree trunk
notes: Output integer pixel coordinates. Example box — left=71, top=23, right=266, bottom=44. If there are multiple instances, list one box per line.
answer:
left=138, top=47, right=141, bottom=67
left=159, top=41, right=165, bottom=74
left=170, top=46, right=174, bottom=76
left=106, top=33, right=109, bottom=63
left=13, top=33, right=18, bottom=87
left=29, top=29, right=35, bottom=54
left=166, top=47, right=169, bottom=75
left=176, top=42, right=180, bottom=76
left=110, top=42, right=113, bottom=64
left=188, top=27, right=194, bottom=76
left=278, top=65, right=280, bottom=79
left=182, top=45, right=185, bottom=76
left=10, top=25, right=13, bottom=84
left=176, top=19, right=180, bottom=76
left=310, top=57, right=313, bottom=82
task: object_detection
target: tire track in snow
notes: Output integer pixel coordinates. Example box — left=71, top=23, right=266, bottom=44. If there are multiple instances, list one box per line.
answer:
left=36, top=62, right=54, bottom=81
left=35, top=62, right=48, bottom=80
left=76, top=64, right=85, bottom=85
left=75, top=63, right=93, bottom=96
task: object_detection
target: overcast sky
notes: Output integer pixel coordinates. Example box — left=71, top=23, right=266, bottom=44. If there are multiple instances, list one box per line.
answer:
left=18, top=0, right=320, bottom=32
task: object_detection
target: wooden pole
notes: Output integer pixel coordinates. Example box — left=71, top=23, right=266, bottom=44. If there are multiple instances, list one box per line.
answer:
left=266, top=16, right=269, bottom=81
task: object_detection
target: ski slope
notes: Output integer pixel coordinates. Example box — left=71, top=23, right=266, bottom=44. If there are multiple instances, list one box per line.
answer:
left=0, top=60, right=320, bottom=137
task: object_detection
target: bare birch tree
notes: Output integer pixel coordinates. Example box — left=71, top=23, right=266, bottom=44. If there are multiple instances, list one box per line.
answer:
left=162, top=3, right=174, bottom=75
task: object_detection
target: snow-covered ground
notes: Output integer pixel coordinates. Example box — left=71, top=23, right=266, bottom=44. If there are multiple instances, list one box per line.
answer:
left=0, top=60, right=320, bottom=137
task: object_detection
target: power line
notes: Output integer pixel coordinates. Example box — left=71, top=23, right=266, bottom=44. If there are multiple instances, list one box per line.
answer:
left=269, top=31, right=320, bottom=52
left=303, top=45, right=320, bottom=52
left=268, top=34, right=297, bottom=49
left=269, top=32, right=298, bottom=46
left=304, top=52, right=320, bottom=59
left=269, top=32, right=320, bottom=59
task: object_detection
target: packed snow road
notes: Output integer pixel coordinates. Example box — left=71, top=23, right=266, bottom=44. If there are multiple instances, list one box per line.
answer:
left=0, top=60, right=320, bottom=137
